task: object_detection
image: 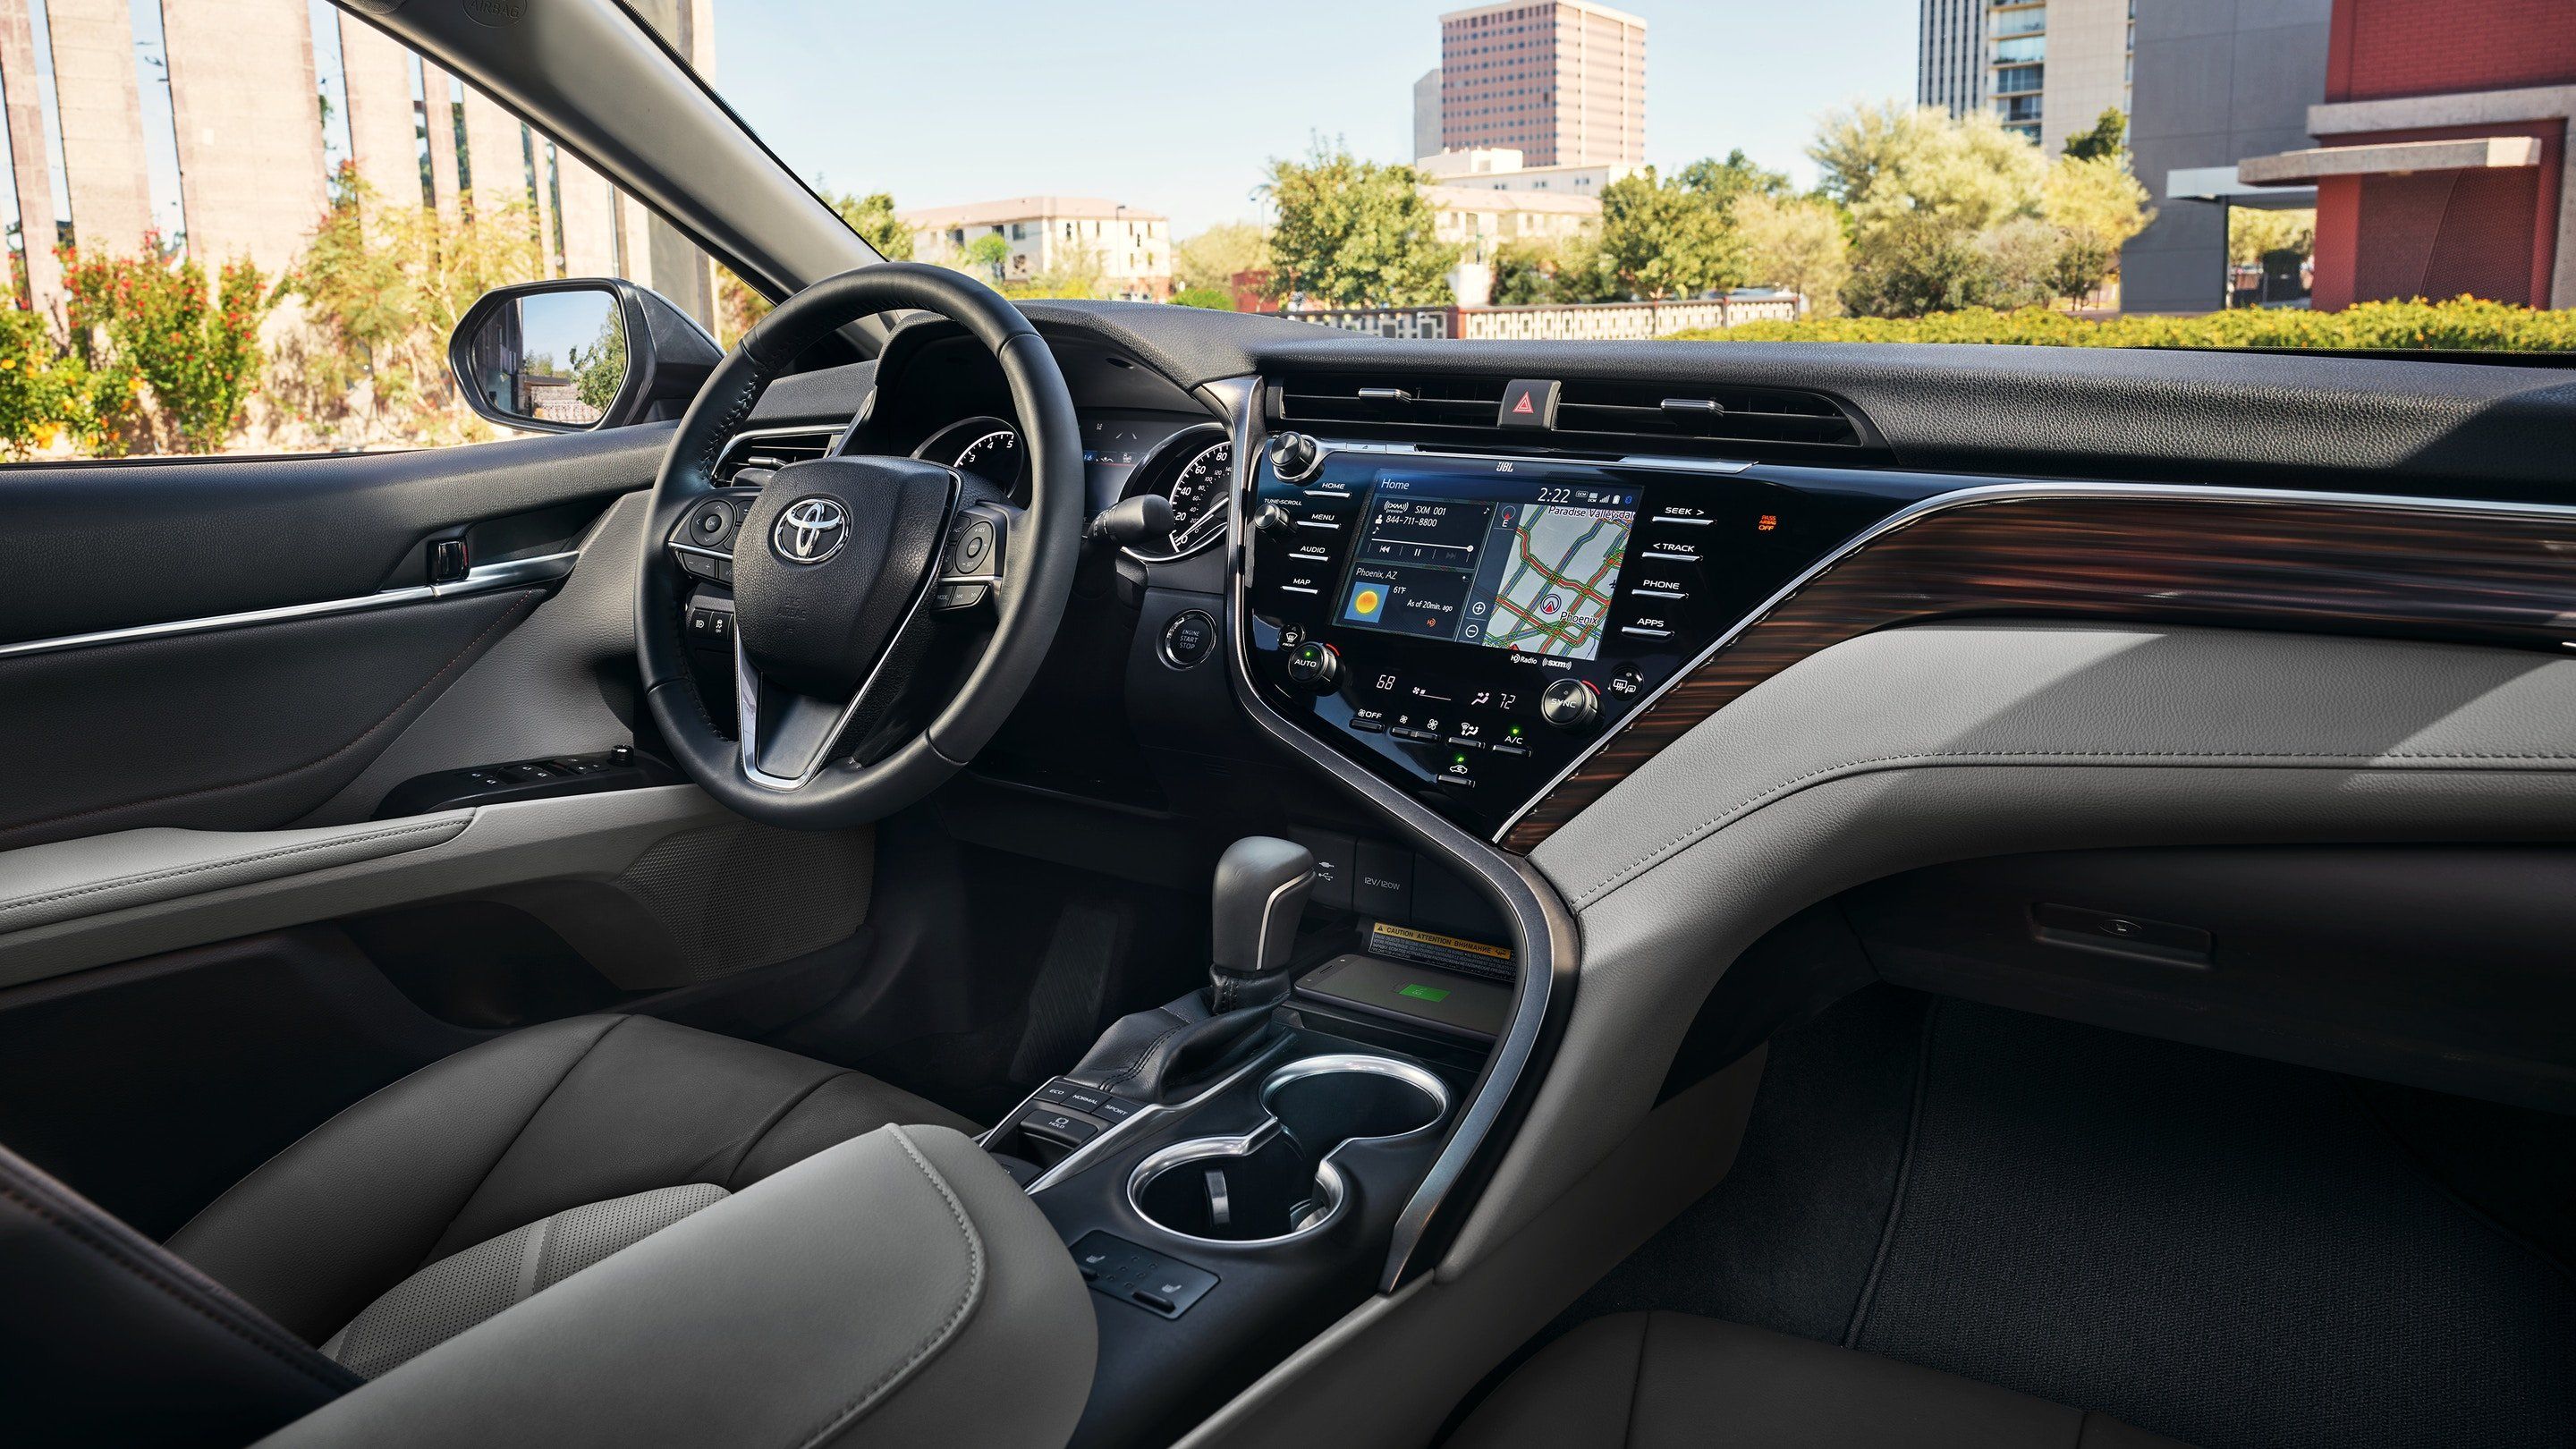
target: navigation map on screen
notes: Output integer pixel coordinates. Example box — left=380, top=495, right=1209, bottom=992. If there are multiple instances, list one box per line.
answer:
left=1337, top=476, right=1636, bottom=663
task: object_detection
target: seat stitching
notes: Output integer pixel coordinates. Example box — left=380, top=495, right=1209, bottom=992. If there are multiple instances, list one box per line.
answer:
left=722, top=1070, right=852, bottom=1191
left=1572, top=750, right=2576, bottom=907
left=0, top=818, right=464, bottom=919
left=0, top=591, right=538, bottom=839
left=1622, top=1312, right=1651, bottom=1449
left=0, top=1182, right=356, bottom=1394
left=427, top=1015, right=636, bottom=1268
left=787, top=1125, right=986, bottom=1449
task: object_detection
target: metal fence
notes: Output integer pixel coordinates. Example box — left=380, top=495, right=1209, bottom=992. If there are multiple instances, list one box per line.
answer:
left=1285, top=296, right=1801, bottom=341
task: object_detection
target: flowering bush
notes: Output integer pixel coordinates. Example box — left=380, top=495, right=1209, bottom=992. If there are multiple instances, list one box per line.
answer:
left=1672, top=296, right=2576, bottom=352
left=60, top=234, right=279, bottom=453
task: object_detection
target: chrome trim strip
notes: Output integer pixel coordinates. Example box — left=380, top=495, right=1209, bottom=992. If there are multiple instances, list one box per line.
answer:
left=1002, top=1035, right=1294, bottom=1196
left=1122, top=1054, right=1451, bottom=1250
left=1309, top=438, right=1756, bottom=474
left=1119, top=421, right=1236, bottom=565
left=0, top=550, right=580, bottom=662
left=1495, top=479, right=2576, bottom=845
left=1213, top=376, right=1580, bottom=1292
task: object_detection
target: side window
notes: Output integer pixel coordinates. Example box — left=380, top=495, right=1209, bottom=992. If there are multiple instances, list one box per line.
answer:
left=0, top=0, right=726, bottom=461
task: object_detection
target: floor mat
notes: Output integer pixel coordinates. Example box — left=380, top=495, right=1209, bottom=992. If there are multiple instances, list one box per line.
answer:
left=1547, top=989, right=2576, bottom=1449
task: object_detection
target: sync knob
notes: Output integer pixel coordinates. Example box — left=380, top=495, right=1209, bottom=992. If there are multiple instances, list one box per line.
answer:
left=1539, top=677, right=1602, bottom=731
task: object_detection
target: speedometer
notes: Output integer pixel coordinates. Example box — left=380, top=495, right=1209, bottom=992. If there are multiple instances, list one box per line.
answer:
left=1155, top=442, right=1232, bottom=556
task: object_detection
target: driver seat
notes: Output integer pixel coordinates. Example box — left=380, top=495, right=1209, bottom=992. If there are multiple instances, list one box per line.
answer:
left=3, top=1013, right=1096, bottom=1448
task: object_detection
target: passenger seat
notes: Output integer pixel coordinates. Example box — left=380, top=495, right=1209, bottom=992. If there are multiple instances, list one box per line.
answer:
left=1450, top=1312, right=2187, bottom=1448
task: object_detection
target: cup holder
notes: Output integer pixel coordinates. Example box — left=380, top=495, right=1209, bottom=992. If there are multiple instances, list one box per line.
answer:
left=1127, top=1055, right=1448, bottom=1246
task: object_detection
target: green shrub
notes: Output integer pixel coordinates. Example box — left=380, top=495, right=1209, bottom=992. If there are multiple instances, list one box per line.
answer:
left=62, top=235, right=280, bottom=453
left=1171, top=285, right=1237, bottom=310
left=1669, top=296, right=2576, bottom=352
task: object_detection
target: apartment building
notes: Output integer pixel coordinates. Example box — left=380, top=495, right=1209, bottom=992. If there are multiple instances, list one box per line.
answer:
left=1413, top=147, right=1637, bottom=196
left=1919, top=0, right=1987, bottom=118
left=898, top=196, right=1174, bottom=301
left=1436, top=1, right=1645, bottom=168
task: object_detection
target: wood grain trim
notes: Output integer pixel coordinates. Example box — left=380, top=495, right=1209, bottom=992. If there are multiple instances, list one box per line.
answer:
left=1502, top=491, right=2576, bottom=853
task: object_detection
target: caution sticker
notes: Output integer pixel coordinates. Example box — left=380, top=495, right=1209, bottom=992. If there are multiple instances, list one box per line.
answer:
left=1368, top=922, right=1513, bottom=978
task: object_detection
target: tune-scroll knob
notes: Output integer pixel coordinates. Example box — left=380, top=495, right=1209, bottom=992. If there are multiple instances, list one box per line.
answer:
left=1284, top=640, right=1343, bottom=692
left=1539, top=677, right=1602, bottom=731
left=1254, top=501, right=1293, bottom=535
left=1268, top=431, right=1322, bottom=484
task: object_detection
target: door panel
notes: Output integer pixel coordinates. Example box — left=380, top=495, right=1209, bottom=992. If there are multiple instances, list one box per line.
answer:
left=0, top=587, right=545, bottom=849
left=0, top=424, right=671, bottom=645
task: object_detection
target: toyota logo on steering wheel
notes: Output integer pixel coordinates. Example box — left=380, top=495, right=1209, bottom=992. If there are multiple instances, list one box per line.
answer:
left=772, top=496, right=848, bottom=564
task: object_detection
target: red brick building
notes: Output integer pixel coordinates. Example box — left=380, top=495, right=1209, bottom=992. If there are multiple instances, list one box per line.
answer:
left=2241, top=0, right=2575, bottom=310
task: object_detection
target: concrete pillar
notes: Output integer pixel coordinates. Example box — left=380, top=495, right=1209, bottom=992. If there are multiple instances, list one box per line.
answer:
left=618, top=0, right=714, bottom=326
left=163, top=0, right=326, bottom=276
left=553, top=145, right=616, bottom=277
left=459, top=84, right=520, bottom=221
left=420, top=60, right=460, bottom=220
left=336, top=13, right=419, bottom=211
left=45, top=0, right=152, bottom=256
left=529, top=136, right=558, bottom=275
left=0, top=0, right=63, bottom=312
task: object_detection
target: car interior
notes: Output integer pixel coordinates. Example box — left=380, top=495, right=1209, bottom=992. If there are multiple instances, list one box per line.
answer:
left=2, top=4, right=2572, bottom=1447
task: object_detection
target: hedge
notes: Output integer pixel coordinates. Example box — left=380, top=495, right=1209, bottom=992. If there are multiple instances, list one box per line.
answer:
left=1668, top=296, right=2576, bottom=352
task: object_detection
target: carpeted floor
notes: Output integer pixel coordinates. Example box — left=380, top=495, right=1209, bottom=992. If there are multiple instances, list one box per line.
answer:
left=1533, top=987, right=2576, bottom=1449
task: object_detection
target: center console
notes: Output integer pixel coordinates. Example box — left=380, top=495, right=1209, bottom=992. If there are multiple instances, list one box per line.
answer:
left=1242, top=436, right=1894, bottom=840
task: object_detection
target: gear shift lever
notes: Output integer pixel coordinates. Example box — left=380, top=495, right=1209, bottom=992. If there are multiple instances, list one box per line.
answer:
left=1209, top=835, right=1316, bottom=1012
left=1060, top=836, right=1315, bottom=1104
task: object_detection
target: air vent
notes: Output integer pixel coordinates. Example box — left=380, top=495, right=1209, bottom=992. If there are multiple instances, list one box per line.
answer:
left=1267, top=374, right=1873, bottom=461
left=713, top=427, right=841, bottom=487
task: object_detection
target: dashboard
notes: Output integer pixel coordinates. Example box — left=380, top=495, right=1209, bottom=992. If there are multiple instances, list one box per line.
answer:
left=1241, top=442, right=1902, bottom=840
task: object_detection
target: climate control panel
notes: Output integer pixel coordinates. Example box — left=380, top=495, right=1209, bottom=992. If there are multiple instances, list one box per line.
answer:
left=1241, top=438, right=1895, bottom=839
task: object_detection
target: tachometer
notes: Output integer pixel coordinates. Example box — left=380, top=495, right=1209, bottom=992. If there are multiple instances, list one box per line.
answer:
left=950, top=427, right=1020, bottom=486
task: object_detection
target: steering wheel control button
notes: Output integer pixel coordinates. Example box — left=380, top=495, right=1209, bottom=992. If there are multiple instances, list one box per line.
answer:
left=1540, top=678, right=1603, bottom=731
left=691, top=502, right=731, bottom=540
left=1267, top=431, right=1321, bottom=483
left=1161, top=610, right=1217, bottom=669
left=950, top=516, right=997, bottom=576
left=934, top=581, right=988, bottom=611
left=1284, top=640, right=1343, bottom=691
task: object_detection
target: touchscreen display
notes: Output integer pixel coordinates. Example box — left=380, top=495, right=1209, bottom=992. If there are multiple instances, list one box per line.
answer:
left=1337, top=474, right=1638, bottom=662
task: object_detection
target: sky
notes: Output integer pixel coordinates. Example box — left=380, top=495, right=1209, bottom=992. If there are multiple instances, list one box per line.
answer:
left=706, top=1, right=1918, bottom=236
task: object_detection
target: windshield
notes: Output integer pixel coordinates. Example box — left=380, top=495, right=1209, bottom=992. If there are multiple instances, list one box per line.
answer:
left=708, top=0, right=2573, bottom=355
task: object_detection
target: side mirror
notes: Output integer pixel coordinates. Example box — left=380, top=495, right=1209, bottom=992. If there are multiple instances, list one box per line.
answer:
left=449, top=278, right=724, bottom=434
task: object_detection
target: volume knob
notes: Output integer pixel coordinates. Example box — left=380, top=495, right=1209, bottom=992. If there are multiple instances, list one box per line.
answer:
left=1268, top=431, right=1322, bottom=483
left=1539, top=678, right=1602, bottom=731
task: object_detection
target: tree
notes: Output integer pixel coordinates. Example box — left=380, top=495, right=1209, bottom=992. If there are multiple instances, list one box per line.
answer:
left=1842, top=211, right=1996, bottom=318
left=1810, top=101, right=2044, bottom=235
left=2228, top=208, right=2315, bottom=267
left=1174, top=220, right=1269, bottom=293
left=957, top=233, right=1011, bottom=279
left=1679, top=149, right=1790, bottom=207
left=2062, top=108, right=2127, bottom=163
left=2040, top=151, right=2153, bottom=301
left=1733, top=193, right=1850, bottom=316
left=570, top=306, right=627, bottom=412
left=1260, top=141, right=1458, bottom=307
left=823, top=188, right=913, bottom=260
left=1596, top=165, right=1745, bottom=301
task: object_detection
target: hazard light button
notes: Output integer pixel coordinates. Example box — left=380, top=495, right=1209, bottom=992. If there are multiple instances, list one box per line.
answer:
left=1496, top=377, right=1560, bottom=429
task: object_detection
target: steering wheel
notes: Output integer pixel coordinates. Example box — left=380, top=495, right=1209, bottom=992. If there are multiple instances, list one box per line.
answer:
left=636, top=264, right=1081, bottom=828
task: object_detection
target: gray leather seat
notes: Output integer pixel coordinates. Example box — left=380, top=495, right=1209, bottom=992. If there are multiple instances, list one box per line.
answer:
left=1452, top=1312, right=2189, bottom=1449
left=4, top=1013, right=1097, bottom=1448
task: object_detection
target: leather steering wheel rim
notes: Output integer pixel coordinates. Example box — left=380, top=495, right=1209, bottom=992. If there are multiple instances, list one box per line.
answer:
left=635, top=263, right=1082, bottom=829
